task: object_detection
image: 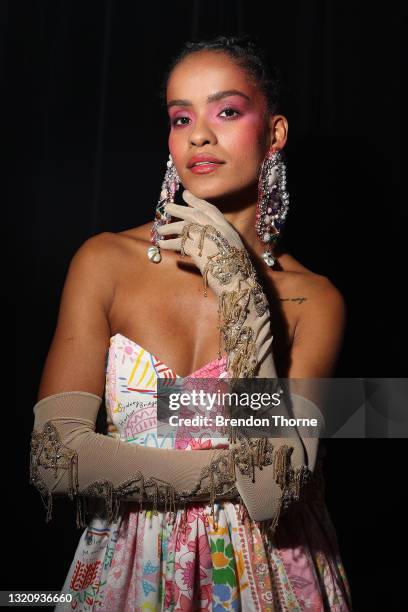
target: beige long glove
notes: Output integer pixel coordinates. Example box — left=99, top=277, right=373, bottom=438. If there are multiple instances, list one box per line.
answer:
left=30, top=391, right=237, bottom=528
left=159, top=190, right=272, bottom=379
left=158, top=190, right=324, bottom=526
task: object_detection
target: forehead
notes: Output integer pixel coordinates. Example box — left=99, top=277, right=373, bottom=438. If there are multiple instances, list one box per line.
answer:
left=166, top=50, right=263, bottom=105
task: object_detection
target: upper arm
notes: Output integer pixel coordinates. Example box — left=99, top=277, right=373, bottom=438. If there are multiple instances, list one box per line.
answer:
left=37, top=233, right=116, bottom=401
left=288, top=277, right=347, bottom=378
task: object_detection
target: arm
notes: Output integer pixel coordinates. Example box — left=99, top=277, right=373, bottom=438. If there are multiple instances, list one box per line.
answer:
left=30, top=234, right=235, bottom=527
left=279, top=277, right=346, bottom=471
left=227, top=281, right=345, bottom=524
left=158, top=191, right=326, bottom=528
left=288, top=278, right=347, bottom=379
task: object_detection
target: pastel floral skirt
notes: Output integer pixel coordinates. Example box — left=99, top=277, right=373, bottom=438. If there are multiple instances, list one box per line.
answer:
left=55, top=497, right=352, bottom=611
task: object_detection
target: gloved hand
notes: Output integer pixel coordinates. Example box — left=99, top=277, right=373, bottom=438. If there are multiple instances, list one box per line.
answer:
left=157, top=189, right=276, bottom=379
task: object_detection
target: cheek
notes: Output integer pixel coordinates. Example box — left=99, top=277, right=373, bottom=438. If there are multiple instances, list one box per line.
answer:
left=223, top=114, right=266, bottom=160
left=168, top=133, right=183, bottom=162
left=168, top=133, right=189, bottom=184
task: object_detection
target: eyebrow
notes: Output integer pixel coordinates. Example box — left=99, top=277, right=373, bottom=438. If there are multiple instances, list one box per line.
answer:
left=167, top=89, right=251, bottom=109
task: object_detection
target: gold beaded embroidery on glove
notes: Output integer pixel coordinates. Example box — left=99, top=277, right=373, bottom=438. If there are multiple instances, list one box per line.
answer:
left=217, top=289, right=258, bottom=378
left=180, top=222, right=269, bottom=379
left=30, top=422, right=238, bottom=528
left=228, top=438, right=313, bottom=531
left=180, top=223, right=267, bottom=297
left=30, top=421, right=313, bottom=533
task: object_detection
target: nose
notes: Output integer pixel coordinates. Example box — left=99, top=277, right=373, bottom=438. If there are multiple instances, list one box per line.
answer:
left=189, top=116, right=217, bottom=147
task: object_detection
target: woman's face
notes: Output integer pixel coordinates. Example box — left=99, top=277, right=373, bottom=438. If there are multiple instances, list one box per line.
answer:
left=166, top=50, right=274, bottom=202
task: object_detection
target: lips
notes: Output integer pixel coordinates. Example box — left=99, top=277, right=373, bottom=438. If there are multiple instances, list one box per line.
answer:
left=187, top=154, right=224, bottom=168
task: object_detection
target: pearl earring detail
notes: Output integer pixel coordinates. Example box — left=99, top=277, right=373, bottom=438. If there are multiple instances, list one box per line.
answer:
left=147, top=154, right=181, bottom=263
left=256, top=148, right=290, bottom=267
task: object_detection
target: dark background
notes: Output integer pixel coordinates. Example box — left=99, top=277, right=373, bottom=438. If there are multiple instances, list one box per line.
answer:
left=7, top=0, right=406, bottom=610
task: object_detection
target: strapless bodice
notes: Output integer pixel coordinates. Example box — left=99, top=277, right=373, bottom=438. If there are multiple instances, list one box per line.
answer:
left=104, top=333, right=228, bottom=449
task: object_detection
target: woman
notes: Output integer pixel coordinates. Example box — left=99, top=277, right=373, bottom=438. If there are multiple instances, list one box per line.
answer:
left=31, top=36, right=352, bottom=610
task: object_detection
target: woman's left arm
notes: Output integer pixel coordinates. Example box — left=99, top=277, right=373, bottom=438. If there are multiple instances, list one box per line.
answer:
left=288, top=279, right=347, bottom=379
left=157, top=191, right=330, bottom=528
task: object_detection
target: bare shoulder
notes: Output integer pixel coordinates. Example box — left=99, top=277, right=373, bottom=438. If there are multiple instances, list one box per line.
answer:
left=297, top=272, right=345, bottom=309
left=115, top=221, right=152, bottom=243
left=80, top=226, right=148, bottom=255
left=75, top=230, right=125, bottom=262
left=270, top=252, right=346, bottom=311
left=97, top=222, right=152, bottom=256
left=84, top=223, right=158, bottom=305
left=79, top=224, right=151, bottom=272
left=294, top=269, right=346, bottom=318
left=68, top=230, right=145, bottom=316
left=273, top=254, right=347, bottom=377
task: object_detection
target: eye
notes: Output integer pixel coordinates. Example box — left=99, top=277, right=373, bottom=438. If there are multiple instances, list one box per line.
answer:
left=171, top=116, right=190, bottom=127
left=219, top=107, right=241, bottom=119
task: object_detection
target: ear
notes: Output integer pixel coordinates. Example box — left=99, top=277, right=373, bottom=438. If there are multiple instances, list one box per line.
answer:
left=267, top=114, right=289, bottom=151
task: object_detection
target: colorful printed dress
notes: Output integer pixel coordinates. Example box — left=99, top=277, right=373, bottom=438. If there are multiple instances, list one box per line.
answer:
left=56, top=333, right=352, bottom=611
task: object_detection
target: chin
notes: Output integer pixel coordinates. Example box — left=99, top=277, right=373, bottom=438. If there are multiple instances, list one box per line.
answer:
left=182, top=179, right=245, bottom=202
left=186, top=187, right=225, bottom=201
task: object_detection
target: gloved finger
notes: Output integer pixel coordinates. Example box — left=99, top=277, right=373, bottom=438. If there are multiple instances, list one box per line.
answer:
left=157, top=237, right=183, bottom=251
left=182, top=190, right=223, bottom=221
left=164, top=202, right=205, bottom=223
left=157, top=220, right=186, bottom=236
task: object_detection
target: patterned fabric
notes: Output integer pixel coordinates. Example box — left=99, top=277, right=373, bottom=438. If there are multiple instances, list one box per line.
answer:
left=56, top=333, right=352, bottom=611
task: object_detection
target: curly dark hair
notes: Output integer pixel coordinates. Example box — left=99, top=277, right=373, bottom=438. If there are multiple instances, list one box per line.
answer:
left=161, top=34, right=282, bottom=116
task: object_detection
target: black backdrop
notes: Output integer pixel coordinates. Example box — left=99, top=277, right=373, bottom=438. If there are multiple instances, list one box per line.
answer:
left=8, top=1, right=407, bottom=609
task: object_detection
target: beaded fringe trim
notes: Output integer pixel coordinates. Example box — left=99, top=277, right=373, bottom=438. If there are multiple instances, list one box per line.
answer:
left=30, top=422, right=313, bottom=533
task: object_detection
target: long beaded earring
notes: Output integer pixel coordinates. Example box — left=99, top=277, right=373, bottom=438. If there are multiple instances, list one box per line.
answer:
left=147, top=154, right=181, bottom=263
left=256, top=148, right=290, bottom=267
